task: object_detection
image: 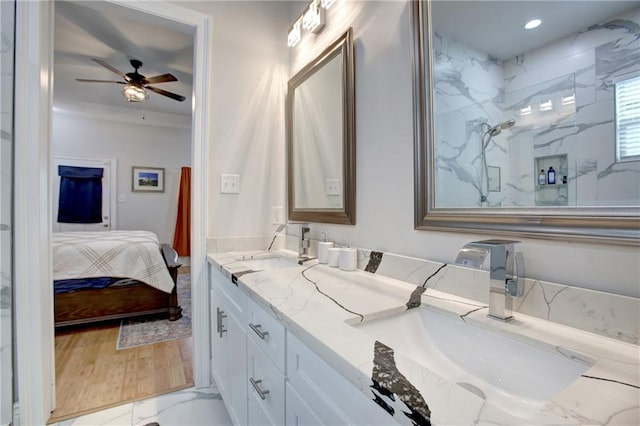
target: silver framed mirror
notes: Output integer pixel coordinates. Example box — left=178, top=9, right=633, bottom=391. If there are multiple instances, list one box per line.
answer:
left=287, top=28, right=355, bottom=225
left=411, top=0, right=640, bottom=244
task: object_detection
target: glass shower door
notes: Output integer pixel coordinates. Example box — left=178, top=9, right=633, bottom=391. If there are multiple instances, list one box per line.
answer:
left=0, top=0, right=15, bottom=424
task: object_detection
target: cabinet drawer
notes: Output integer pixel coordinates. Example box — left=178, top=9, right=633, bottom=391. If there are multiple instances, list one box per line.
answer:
left=287, top=332, right=388, bottom=426
left=246, top=297, right=286, bottom=373
left=247, top=338, right=285, bottom=425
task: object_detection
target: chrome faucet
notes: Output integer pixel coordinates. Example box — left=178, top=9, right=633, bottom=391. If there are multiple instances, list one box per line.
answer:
left=455, top=239, right=522, bottom=321
left=298, top=224, right=311, bottom=263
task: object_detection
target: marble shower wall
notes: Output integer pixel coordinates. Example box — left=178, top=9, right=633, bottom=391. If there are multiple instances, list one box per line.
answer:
left=432, top=6, right=640, bottom=207
left=432, top=33, right=509, bottom=207
left=0, top=1, right=13, bottom=424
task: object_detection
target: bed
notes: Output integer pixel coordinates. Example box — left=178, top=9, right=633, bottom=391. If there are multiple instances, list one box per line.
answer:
left=52, top=230, right=183, bottom=327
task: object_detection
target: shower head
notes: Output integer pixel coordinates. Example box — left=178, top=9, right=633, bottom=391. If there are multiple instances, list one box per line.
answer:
left=486, top=119, right=516, bottom=137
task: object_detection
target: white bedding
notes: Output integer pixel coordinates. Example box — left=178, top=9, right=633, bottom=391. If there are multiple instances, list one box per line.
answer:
left=52, top=230, right=175, bottom=294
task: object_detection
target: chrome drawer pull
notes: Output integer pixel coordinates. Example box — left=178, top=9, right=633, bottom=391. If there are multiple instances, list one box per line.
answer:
left=249, top=378, right=270, bottom=400
left=249, top=322, right=269, bottom=340
left=217, top=307, right=227, bottom=337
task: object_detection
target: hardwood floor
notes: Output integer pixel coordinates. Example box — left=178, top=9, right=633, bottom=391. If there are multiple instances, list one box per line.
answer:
left=49, top=323, right=193, bottom=423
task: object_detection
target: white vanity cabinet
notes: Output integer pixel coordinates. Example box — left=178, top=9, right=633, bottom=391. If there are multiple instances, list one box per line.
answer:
left=210, top=267, right=248, bottom=426
left=209, top=262, right=388, bottom=426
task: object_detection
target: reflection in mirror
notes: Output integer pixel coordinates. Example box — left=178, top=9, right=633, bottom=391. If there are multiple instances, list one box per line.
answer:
left=288, top=28, right=355, bottom=224
left=293, top=54, right=343, bottom=209
left=411, top=1, right=640, bottom=243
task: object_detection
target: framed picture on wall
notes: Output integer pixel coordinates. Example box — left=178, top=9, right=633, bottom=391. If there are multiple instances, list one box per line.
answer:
left=132, top=166, right=165, bottom=192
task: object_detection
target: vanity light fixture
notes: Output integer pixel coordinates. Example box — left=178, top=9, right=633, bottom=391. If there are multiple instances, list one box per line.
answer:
left=525, top=19, right=542, bottom=30
left=121, top=83, right=148, bottom=102
left=302, top=0, right=326, bottom=34
left=539, top=100, right=553, bottom=111
left=561, top=94, right=576, bottom=105
left=519, top=105, right=532, bottom=116
left=288, top=0, right=335, bottom=47
left=320, top=0, right=337, bottom=9
left=288, top=19, right=302, bottom=47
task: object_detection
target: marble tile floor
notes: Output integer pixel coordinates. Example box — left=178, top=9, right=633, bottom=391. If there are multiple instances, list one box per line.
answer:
left=52, top=385, right=232, bottom=426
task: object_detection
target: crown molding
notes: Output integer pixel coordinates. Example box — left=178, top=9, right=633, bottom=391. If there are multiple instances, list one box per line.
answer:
left=53, top=99, right=192, bottom=129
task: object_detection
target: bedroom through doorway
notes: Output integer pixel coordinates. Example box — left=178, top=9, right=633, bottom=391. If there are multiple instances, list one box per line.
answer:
left=48, top=0, right=196, bottom=422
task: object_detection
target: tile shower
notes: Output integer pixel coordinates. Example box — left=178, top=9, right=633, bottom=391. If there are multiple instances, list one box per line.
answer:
left=0, top=0, right=14, bottom=423
left=433, top=6, right=640, bottom=208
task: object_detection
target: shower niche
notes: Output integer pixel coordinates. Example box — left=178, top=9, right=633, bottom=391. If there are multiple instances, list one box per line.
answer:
left=534, top=154, right=568, bottom=206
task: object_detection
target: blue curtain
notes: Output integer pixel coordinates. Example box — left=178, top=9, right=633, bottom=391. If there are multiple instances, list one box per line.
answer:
left=58, top=166, right=104, bottom=224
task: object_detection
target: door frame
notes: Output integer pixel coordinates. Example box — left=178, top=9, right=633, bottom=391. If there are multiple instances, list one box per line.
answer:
left=51, top=155, right=117, bottom=231
left=14, top=1, right=212, bottom=423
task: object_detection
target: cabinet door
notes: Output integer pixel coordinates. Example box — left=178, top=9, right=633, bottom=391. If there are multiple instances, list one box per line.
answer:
left=211, top=289, right=229, bottom=397
left=211, top=282, right=248, bottom=426
left=247, top=338, right=285, bottom=426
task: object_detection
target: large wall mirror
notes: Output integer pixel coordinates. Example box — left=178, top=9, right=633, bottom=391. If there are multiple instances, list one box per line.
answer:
left=287, top=28, right=355, bottom=224
left=411, top=0, right=640, bottom=243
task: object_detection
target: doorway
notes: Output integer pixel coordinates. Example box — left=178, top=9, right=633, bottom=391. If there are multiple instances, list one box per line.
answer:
left=13, top=1, right=212, bottom=424
left=49, top=1, right=197, bottom=421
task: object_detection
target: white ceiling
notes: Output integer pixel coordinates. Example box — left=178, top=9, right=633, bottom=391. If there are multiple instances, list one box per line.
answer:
left=54, top=0, right=195, bottom=118
left=432, top=1, right=640, bottom=60
left=54, top=0, right=638, bottom=116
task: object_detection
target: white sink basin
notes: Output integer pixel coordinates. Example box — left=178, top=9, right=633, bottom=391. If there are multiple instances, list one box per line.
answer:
left=235, top=255, right=299, bottom=271
left=352, top=306, right=591, bottom=419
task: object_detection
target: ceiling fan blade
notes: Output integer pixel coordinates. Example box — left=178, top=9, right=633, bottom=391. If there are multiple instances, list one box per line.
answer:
left=144, top=73, right=178, bottom=85
left=76, top=79, right=125, bottom=84
left=146, top=86, right=186, bottom=102
left=91, top=58, right=131, bottom=81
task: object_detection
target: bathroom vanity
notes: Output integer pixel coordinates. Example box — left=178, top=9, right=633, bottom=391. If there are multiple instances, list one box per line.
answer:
left=209, top=252, right=386, bottom=425
left=208, top=249, right=639, bottom=425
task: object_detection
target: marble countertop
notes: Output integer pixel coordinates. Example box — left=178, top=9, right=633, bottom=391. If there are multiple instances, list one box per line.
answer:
left=208, top=250, right=640, bottom=425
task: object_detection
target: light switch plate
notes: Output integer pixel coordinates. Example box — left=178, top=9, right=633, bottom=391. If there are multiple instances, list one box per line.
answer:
left=272, top=206, right=284, bottom=224
left=220, top=174, right=240, bottom=194
left=325, top=178, right=341, bottom=196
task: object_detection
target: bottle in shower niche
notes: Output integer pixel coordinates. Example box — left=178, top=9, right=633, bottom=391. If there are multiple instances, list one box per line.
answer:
left=538, top=169, right=546, bottom=185
left=547, top=166, right=556, bottom=184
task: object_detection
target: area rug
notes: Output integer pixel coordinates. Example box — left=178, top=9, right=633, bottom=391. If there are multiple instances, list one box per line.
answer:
left=117, top=272, right=192, bottom=349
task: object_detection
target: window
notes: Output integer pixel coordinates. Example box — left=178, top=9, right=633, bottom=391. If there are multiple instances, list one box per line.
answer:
left=615, top=75, right=640, bottom=162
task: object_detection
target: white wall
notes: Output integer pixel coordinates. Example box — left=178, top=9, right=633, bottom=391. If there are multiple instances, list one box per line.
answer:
left=172, top=1, right=638, bottom=298
left=287, top=1, right=639, bottom=298
left=173, top=1, right=290, bottom=239
left=51, top=111, right=191, bottom=243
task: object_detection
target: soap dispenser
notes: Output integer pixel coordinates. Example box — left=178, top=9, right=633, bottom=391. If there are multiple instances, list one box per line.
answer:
left=547, top=166, right=556, bottom=185
left=317, top=231, right=333, bottom=264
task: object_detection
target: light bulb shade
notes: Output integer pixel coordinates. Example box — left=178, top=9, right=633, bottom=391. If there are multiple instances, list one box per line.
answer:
left=302, top=0, right=325, bottom=34
left=122, top=84, right=149, bottom=102
left=321, top=0, right=336, bottom=9
left=288, top=20, right=302, bottom=47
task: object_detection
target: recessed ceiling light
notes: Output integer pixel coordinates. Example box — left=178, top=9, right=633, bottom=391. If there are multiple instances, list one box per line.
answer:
left=525, top=19, right=542, bottom=30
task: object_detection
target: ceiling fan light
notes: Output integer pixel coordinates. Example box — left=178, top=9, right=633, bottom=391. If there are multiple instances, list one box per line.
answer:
left=122, top=83, right=148, bottom=102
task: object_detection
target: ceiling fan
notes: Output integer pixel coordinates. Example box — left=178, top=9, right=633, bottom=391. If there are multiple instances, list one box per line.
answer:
left=76, top=58, right=186, bottom=102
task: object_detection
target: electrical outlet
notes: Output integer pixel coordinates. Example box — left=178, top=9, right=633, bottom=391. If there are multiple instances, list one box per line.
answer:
left=220, top=174, right=240, bottom=194
left=325, top=178, right=341, bottom=196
